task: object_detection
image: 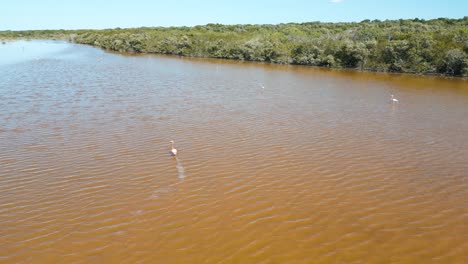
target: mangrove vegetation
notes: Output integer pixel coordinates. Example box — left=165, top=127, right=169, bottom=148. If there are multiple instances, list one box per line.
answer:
left=1, top=17, right=467, bottom=76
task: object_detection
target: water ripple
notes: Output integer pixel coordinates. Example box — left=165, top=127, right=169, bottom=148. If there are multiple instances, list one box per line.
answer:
left=0, top=40, right=466, bottom=264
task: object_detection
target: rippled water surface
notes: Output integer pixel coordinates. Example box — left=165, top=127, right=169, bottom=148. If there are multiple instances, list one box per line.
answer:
left=1, top=40, right=467, bottom=263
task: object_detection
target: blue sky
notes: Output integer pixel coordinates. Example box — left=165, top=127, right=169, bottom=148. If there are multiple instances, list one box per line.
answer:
left=1, top=0, right=467, bottom=30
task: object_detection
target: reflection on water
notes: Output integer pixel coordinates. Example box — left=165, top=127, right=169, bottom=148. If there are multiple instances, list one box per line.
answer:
left=0, top=40, right=467, bottom=263
left=175, top=157, right=186, bottom=180
left=0, top=40, right=71, bottom=66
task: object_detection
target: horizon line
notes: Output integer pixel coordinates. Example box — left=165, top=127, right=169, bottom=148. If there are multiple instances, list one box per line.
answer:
left=2, top=16, right=466, bottom=32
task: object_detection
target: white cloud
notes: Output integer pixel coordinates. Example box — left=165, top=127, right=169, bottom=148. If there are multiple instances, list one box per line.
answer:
left=329, top=0, right=344, bottom=3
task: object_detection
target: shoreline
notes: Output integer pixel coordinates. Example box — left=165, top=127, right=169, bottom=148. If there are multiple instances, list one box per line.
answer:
left=3, top=37, right=466, bottom=80
left=1, top=18, right=467, bottom=77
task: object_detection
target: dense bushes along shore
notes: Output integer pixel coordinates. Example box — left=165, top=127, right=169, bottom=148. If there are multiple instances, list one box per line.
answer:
left=2, top=17, right=467, bottom=76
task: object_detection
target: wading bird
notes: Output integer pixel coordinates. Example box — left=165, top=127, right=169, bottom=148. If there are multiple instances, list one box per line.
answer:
left=391, top=94, right=399, bottom=103
left=170, top=140, right=178, bottom=156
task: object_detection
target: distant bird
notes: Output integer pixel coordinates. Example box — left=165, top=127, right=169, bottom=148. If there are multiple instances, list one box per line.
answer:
left=170, top=140, right=178, bottom=156
left=391, top=94, right=399, bottom=103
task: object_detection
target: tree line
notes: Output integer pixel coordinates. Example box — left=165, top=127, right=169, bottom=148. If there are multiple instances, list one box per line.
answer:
left=1, top=17, right=467, bottom=76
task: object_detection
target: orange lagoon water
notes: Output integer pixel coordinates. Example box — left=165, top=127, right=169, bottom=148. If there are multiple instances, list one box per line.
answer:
left=0, top=40, right=467, bottom=263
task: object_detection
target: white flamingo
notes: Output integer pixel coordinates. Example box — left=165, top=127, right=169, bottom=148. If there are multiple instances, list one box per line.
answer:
left=391, top=94, right=399, bottom=103
left=170, top=140, right=178, bottom=156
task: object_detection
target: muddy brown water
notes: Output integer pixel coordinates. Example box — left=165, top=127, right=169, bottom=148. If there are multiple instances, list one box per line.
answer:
left=1, top=41, right=467, bottom=263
